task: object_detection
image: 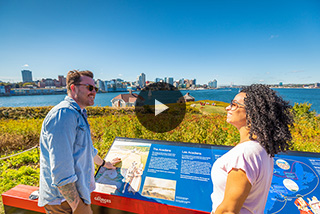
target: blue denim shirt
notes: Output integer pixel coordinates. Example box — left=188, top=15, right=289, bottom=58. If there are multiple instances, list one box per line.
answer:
left=38, top=96, right=98, bottom=207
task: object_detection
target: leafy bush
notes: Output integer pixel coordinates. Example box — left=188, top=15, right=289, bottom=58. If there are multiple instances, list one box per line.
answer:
left=0, top=149, right=40, bottom=214
left=0, top=107, right=52, bottom=119
left=290, top=103, right=320, bottom=152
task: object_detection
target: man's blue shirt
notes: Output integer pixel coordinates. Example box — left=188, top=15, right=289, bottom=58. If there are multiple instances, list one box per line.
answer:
left=38, top=96, right=98, bottom=207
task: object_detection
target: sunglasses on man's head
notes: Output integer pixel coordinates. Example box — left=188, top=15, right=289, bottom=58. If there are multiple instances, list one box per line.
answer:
left=75, top=84, right=99, bottom=92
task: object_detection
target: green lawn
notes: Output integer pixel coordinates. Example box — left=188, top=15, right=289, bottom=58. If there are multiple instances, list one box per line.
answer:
left=186, top=100, right=228, bottom=115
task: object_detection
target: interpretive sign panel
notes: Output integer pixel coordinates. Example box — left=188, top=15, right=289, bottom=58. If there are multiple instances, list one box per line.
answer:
left=94, top=137, right=320, bottom=214
left=266, top=152, right=320, bottom=213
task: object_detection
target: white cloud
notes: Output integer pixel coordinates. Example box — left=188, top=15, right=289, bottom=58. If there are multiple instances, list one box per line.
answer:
left=118, top=74, right=123, bottom=77
left=259, top=79, right=265, bottom=82
left=22, top=64, right=29, bottom=67
left=269, top=35, right=279, bottom=40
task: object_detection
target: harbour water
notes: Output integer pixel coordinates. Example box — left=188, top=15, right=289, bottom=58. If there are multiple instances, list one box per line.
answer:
left=0, top=88, right=319, bottom=114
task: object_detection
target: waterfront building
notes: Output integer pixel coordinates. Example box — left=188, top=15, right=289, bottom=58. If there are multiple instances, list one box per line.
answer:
left=38, top=80, right=45, bottom=88
left=315, top=83, right=320, bottom=88
left=137, top=73, right=146, bottom=88
left=58, top=75, right=66, bottom=87
left=0, top=86, right=5, bottom=94
left=180, top=83, right=186, bottom=88
left=179, top=78, right=184, bottom=84
left=155, top=78, right=163, bottom=83
left=173, top=81, right=179, bottom=88
left=21, top=70, right=33, bottom=82
left=4, top=85, right=11, bottom=94
left=184, top=79, right=195, bottom=88
left=279, top=82, right=283, bottom=87
left=96, top=79, right=105, bottom=91
left=111, top=90, right=144, bottom=107
left=162, top=77, right=174, bottom=85
left=104, top=79, right=127, bottom=92
left=192, top=79, right=196, bottom=85
left=44, top=78, right=54, bottom=87
left=54, top=79, right=61, bottom=87
left=37, top=76, right=65, bottom=88
left=208, top=79, right=218, bottom=88
left=116, top=78, right=124, bottom=82
left=104, top=80, right=112, bottom=91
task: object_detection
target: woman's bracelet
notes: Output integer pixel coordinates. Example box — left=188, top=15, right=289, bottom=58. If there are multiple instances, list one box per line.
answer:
left=101, top=160, right=106, bottom=167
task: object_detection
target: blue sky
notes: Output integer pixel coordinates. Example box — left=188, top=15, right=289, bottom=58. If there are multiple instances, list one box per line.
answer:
left=0, top=0, right=319, bottom=85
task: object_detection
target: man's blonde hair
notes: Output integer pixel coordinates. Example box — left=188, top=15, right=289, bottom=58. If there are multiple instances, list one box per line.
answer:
left=66, top=70, right=93, bottom=93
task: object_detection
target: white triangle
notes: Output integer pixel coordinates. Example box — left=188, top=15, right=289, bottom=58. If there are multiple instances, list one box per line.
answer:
left=154, top=99, right=169, bottom=116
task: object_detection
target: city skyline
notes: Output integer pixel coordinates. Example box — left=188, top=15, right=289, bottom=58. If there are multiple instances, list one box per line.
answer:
left=0, top=0, right=319, bottom=85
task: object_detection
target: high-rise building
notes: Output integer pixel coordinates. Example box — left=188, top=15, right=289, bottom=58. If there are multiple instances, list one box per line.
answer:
left=137, top=73, right=146, bottom=88
left=116, top=78, right=124, bottom=82
left=208, top=79, right=218, bottom=88
left=21, top=70, right=33, bottom=82
left=96, top=79, right=105, bottom=91
left=155, top=78, right=163, bottom=83
left=163, top=77, right=174, bottom=85
left=58, top=75, right=66, bottom=87
left=192, top=79, right=196, bottom=85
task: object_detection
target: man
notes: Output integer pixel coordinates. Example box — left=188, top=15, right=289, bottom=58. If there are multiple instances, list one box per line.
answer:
left=38, top=70, right=121, bottom=214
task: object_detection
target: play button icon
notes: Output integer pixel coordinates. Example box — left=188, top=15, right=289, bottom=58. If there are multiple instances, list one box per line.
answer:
left=154, top=99, right=169, bottom=116
left=135, top=82, right=186, bottom=133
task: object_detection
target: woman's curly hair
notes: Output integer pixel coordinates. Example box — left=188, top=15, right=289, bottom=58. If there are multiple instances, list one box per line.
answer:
left=240, top=84, right=294, bottom=157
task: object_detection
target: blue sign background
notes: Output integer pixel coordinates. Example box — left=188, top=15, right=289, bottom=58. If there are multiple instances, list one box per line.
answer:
left=96, top=137, right=320, bottom=214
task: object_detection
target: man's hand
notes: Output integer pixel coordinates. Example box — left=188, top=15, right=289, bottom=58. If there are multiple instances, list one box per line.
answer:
left=94, top=155, right=122, bottom=170
left=104, top=157, right=122, bottom=169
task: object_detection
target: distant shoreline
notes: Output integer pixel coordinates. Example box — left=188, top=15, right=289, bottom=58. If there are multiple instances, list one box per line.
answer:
left=0, top=90, right=135, bottom=97
left=0, top=92, right=67, bottom=97
left=1, top=87, right=319, bottom=97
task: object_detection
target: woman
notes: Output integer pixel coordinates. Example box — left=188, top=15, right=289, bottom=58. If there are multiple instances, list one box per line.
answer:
left=211, top=84, right=293, bottom=214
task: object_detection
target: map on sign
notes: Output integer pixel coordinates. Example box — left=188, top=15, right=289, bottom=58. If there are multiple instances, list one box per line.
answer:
left=266, top=156, right=320, bottom=213
left=95, top=137, right=320, bottom=214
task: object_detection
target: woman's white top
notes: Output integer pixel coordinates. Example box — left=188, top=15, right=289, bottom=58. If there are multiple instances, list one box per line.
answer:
left=211, top=141, right=274, bottom=214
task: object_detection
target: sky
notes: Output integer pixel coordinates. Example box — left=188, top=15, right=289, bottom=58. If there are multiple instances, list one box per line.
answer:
left=0, top=0, right=319, bottom=86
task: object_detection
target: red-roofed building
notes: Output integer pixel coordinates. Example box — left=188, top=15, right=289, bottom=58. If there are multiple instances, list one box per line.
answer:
left=111, top=91, right=144, bottom=107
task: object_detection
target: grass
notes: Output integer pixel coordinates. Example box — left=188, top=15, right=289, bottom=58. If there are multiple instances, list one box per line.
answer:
left=186, top=100, right=229, bottom=114
left=194, top=103, right=226, bottom=114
